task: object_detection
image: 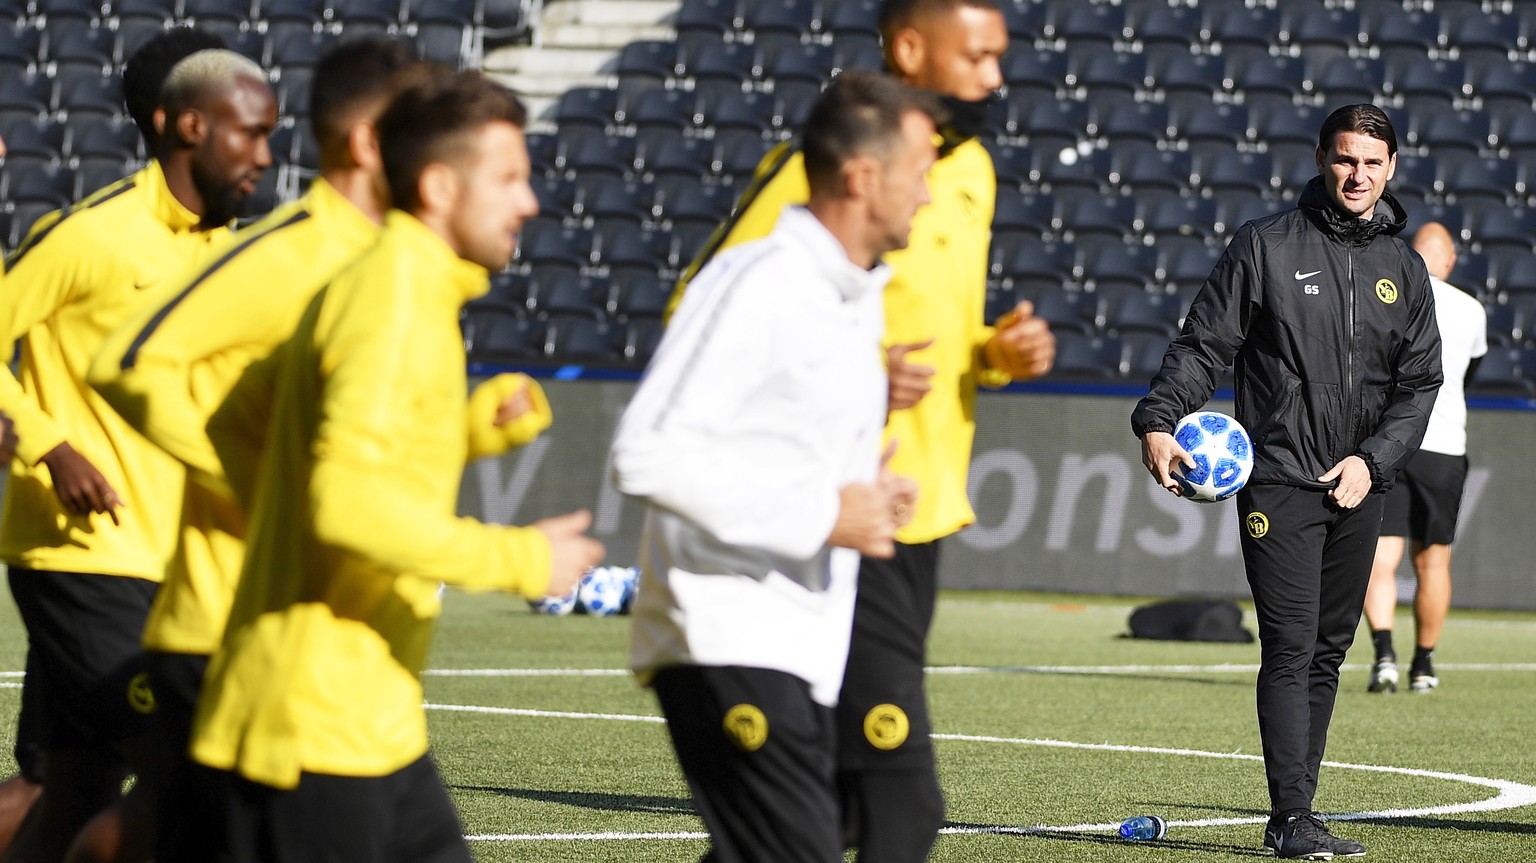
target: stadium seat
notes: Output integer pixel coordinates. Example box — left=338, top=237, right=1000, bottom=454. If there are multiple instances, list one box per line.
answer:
left=463, top=305, right=540, bottom=364
left=618, top=316, right=664, bottom=366
left=1001, top=49, right=1068, bottom=102
left=1213, top=190, right=1272, bottom=238
left=542, top=314, right=618, bottom=364
left=614, top=40, right=677, bottom=95
left=1006, top=97, right=1088, bottom=153
left=1050, top=2, right=1125, bottom=50
left=1157, top=238, right=1220, bottom=296
left=1041, top=147, right=1113, bottom=196
left=1197, top=149, right=1276, bottom=197
left=829, top=32, right=882, bottom=73
left=1121, top=330, right=1174, bottom=380
left=182, top=0, right=251, bottom=28
left=268, top=31, right=332, bottom=69
left=0, top=72, right=49, bottom=116
left=330, top=0, right=404, bottom=35
left=1371, top=6, right=1443, bottom=54
left=1209, top=3, right=1281, bottom=53
left=1469, top=347, right=1534, bottom=395
left=4, top=199, right=56, bottom=252
left=1097, top=101, right=1170, bottom=148
left=1282, top=2, right=1362, bottom=53
left=1270, top=143, right=1320, bottom=199
left=680, top=36, right=755, bottom=88
left=1231, top=53, right=1309, bottom=103
left=575, top=177, right=649, bottom=230
left=763, top=41, right=833, bottom=88
left=1474, top=62, right=1536, bottom=118
left=824, top=0, right=878, bottom=40
left=2, top=156, right=71, bottom=206
left=674, top=0, right=741, bottom=45
left=1078, top=241, right=1158, bottom=293
left=609, top=269, right=670, bottom=319
left=1392, top=152, right=1441, bottom=202
left=516, top=219, right=592, bottom=274
left=1049, top=331, right=1122, bottom=379
left=1104, top=288, right=1183, bottom=339
left=272, top=66, right=314, bottom=118
left=529, top=268, right=603, bottom=320
left=636, top=129, right=711, bottom=180
left=629, top=88, right=697, bottom=136
left=46, top=24, right=114, bottom=71
left=991, top=232, right=1070, bottom=283
left=562, top=129, right=635, bottom=180
left=702, top=88, right=778, bottom=138
left=1178, top=102, right=1253, bottom=149
left=746, top=0, right=817, bottom=41
left=1130, top=3, right=1200, bottom=51
left=1138, top=194, right=1218, bottom=244
left=554, top=86, right=620, bottom=132
left=714, top=135, right=771, bottom=183
left=1, top=116, right=65, bottom=159
left=1057, top=192, right=1135, bottom=243
left=1472, top=206, right=1536, bottom=255
left=479, top=0, right=531, bottom=46
left=1153, top=52, right=1223, bottom=102
left=412, top=21, right=472, bottom=67
left=1026, top=284, right=1098, bottom=335
left=73, top=157, right=137, bottom=198
left=115, top=16, right=175, bottom=63
left=1313, top=56, right=1385, bottom=106
left=36, top=0, right=103, bottom=26
left=1495, top=253, right=1536, bottom=296
left=1443, top=157, right=1520, bottom=208
left=1391, top=57, right=1471, bottom=114
left=66, top=114, right=140, bottom=161
left=653, top=176, right=728, bottom=230
left=110, top=0, right=181, bottom=23
left=485, top=269, right=531, bottom=308
left=1074, top=49, right=1147, bottom=100
left=1114, top=145, right=1191, bottom=196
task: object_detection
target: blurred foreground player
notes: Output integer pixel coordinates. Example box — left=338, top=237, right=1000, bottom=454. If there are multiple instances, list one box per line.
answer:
left=0, top=49, right=275, bottom=863
left=88, top=38, right=424, bottom=862
left=1363, top=221, right=1486, bottom=694
left=190, top=70, right=604, bottom=860
left=667, top=3, right=1054, bottom=858
left=613, top=71, right=934, bottom=863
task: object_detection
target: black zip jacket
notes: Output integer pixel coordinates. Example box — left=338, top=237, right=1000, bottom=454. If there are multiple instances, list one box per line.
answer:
left=1132, top=177, right=1443, bottom=491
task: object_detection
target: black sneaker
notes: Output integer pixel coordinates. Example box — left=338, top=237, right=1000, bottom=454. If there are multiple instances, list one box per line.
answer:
left=1410, top=658, right=1438, bottom=693
left=1263, top=813, right=1336, bottom=860
left=1313, top=817, right=1366, bottom=857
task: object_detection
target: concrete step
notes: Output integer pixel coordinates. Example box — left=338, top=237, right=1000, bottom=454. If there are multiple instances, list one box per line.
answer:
left=540, top=0, right=678, bottom=28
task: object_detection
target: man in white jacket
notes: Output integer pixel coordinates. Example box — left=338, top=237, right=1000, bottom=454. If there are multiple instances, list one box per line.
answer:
left=610, top=72, right=940, bottom=863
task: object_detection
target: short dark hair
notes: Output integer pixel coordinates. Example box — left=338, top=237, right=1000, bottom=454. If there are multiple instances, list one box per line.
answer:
left=310, top=37, right=421, bottom=169
left=878, top=0, right=1002, bottom=39
left=1318, top=104, right=1398, bottom=156
left=375, top=69, right=529, bottom=215
left=122, top=26, right=228, bottom=146
left=802, top=70, right=948, bottom=195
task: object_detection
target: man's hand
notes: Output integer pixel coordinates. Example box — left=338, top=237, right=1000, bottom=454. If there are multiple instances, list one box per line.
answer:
left=1319, top=455, right=1371, bottom=509
left=877, top=439, right=918, bottom=527
left=983, top=301, right=1055, bottom=380
left=493, top=383, right=534, bottom=427
left=886, top=339, right=935, bottom=412
left=40, top=442, right=122, bottom=524
left=533, top=509, right=606, bottom=598
left=0, top=413, right=14, bottom=464
left=1140, top=431, right=1195, bottom=497
left=829, top=483, right=899, bottom=559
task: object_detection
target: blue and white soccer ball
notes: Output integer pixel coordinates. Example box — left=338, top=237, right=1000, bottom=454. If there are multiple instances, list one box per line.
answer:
left=577, top=565, right=637, bottom=617
left=1171, top=410, right=1254, bottom=503
left=528, top=587, right=579, bottom=617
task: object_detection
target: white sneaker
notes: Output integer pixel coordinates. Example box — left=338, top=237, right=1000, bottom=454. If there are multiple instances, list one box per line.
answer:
left=1410, top=667, right=1438, bottom=692
left=1368, top=657, right=1398, bottom=693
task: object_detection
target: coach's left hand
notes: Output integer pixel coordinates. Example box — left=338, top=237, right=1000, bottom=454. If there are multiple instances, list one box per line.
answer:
left=984, top=301, right=1055, bottom=380
left=1319, top=455, right=1371, bottom=509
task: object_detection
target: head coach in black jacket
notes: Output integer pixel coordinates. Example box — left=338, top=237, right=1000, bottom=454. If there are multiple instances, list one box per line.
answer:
left=1132, top=104, right=1443, bottom=861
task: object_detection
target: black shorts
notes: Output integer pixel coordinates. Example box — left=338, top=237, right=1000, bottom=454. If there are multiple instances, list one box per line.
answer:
left=146, top=651, right=212, bottom=863
left=652, top=665, right=841, bottom=863
left=7, top=567, right=157, bottom=750
left=203, top=755, right=472, bottom=863
left=1380, top=450, right=1470, bottom=546
left=836, top=540, right=940, bottom=772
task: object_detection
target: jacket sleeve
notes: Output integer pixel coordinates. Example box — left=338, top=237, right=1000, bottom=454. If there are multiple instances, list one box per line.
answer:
left=464, top=373, right=552, bottom=462
left=664, top=144, right=807, bottom=324
left=1356, top=264, right=1443, bottom=488
left=305, top=279, right=552, bottom=600
left=1131, top=224, right=1263, bottom=437
left=613, top=265, right=842, bottom=562
left=206, top=347, right=283, bottom=511
left=0, top=231, right=87, bottom=465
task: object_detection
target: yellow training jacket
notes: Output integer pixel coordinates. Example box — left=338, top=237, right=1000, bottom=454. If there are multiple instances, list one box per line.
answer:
left=670, top=137, right=1002, bottom=544
left=0, top=161, right=226, bottom=579
left=191, top=211, right=554, bottom=789
left=89, top=179, right=383, bottom=656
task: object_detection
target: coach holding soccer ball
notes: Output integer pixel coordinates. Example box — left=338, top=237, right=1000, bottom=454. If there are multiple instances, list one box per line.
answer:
left=1133, top=104, right=1443, bottom=860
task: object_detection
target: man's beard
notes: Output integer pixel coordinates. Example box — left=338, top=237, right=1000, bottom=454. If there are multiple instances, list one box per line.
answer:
left=195, top=169, right=257, bottom=227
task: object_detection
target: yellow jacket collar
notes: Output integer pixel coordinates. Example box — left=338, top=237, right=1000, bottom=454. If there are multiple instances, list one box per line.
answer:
left=306, top=178, right=380, bottom=247
left=384, top=210, right=490, bottom=302
left=142, top=159, right=208, bottom=234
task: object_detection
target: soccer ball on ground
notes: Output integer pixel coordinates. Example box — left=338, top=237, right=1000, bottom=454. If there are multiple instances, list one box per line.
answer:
left=528, top=588, right=579, bottom=617
left=577, top=565, right=636, bottom=617
left=1171, top=410, right=1254, bottom=503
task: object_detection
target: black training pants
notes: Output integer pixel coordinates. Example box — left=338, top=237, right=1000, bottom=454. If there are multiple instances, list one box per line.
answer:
left=1238, top=483, right=1384, bottom=817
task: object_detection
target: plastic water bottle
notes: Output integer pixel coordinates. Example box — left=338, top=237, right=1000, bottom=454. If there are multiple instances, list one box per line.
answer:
left=1118, top=815, right=1167, bottom=841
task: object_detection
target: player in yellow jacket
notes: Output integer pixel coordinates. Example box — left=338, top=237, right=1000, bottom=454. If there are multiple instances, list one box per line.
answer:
left=0, top=49, right=276, bottom=863
left=0, top=29, right=229, bottom=859
left=87, top=38, right=428, bottom=862
left=670, top=2, right=1055, bottom=858
left=189, top=70, right=605, bottom=859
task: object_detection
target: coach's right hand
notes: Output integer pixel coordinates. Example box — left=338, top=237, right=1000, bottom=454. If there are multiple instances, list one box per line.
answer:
left=830, top=483, right=899, bottom=559
left=887, top=339, right=935, bottom=412
left=1140, top=431, right=1195, bottom=497
left=534, top=509, right=606, bottom=598
left=40, top=441, right=122, bottom=524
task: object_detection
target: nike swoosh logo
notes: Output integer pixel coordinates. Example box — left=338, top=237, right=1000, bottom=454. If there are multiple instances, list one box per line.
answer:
left=1294, top=270, right=1322, bottom=280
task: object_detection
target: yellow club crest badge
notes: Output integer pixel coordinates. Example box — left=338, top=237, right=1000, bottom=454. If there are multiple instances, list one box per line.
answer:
left=863, top=704, right=911, bottom=751
left=1374, top=278, right=1398, bottom=304
left=722, top=704, right=768, bottom=752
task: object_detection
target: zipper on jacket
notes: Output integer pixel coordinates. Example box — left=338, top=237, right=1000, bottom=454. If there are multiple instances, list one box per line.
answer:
left=1344, top=251, right=1357, bottom=460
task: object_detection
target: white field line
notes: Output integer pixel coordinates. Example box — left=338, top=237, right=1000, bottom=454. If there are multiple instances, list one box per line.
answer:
left=430, top=703, right=1536, bottom=843
left=417, top=662, right=1536, bottom=677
